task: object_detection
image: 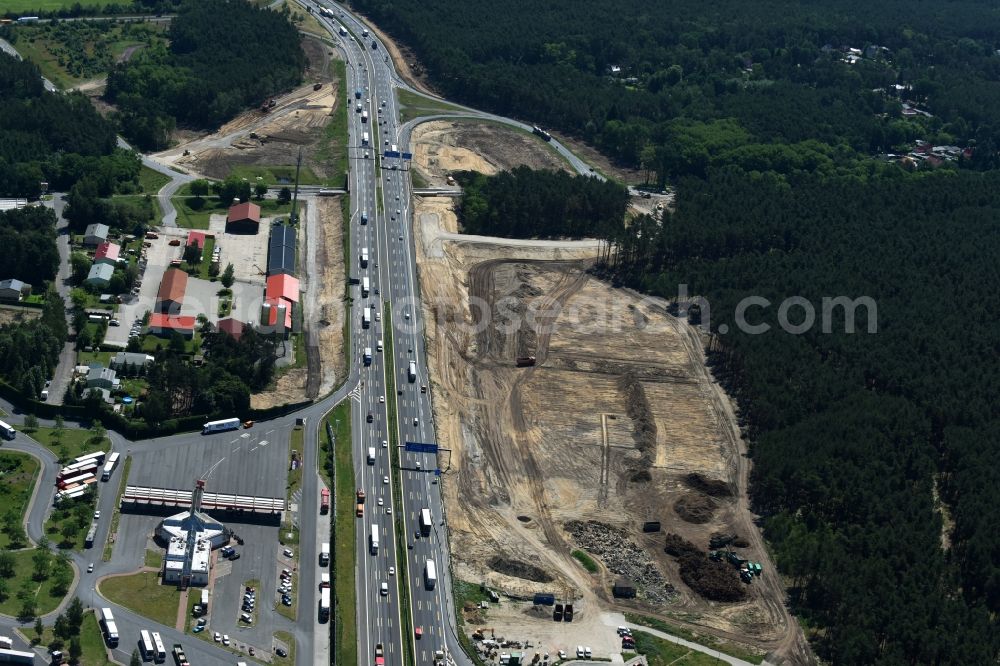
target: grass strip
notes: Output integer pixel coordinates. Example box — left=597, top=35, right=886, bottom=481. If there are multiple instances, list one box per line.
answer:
left=103, top=455, right=131, bottom=561
left=625, top=613, right=766, bottom=665
left=571, top=549, right=599, bottom=573
left=382, top=305, right=414, bottom=666
left=327, top=401, right=356, bottom=666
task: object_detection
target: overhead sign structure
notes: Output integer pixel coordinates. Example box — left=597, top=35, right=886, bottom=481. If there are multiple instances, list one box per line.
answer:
left=383, top=150, right=401, bottom=159
left=401, top=152, right=413, bottom=160
left=405, top=441, right=438, bottom=454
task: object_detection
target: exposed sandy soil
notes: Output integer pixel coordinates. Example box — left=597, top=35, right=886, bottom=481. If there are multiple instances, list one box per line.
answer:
left=0, top=306, right=41, bottom=326
left=161, top=37, right=341, bottom=182
left=310, top=196, right=347, bottom=395
left=413, top=193, right=802, bottom=660
left=411, top=120, right=571, bottom=187
left=251, top=196, right=345, bottom=408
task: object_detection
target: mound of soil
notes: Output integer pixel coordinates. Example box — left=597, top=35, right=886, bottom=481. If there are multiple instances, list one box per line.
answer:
left=673, top=493, right=717, bottom=524
left=488, top=556, right=554, bottom=583
left=664, top=533, right=702, bottom=558
left=678, top=554, right=747, bottom=602
left=524, top=604, right=551, bottom=619
left=684, top=473, right=732, bottom=498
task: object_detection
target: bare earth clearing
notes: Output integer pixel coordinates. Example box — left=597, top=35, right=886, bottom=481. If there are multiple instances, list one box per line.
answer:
left=156, top=37, right=339, bottom=181
left=411, top=120, right=570, bottom=187
left=411, top=124, right=809, bottom=663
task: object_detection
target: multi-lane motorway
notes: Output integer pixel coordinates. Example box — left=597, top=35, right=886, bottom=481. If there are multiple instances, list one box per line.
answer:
left=313, top=4, right=468, bottom=664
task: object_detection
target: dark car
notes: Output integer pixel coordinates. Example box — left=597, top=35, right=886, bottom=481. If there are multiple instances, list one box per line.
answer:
left=366, top=412, right=373, bottom=423
left=229, top=552, right=241, bottom=561
left=276, top=648, right=288, bottom=658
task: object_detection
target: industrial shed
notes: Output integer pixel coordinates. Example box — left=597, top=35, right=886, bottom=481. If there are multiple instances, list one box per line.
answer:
left=267, top=223, right=296, bottom=275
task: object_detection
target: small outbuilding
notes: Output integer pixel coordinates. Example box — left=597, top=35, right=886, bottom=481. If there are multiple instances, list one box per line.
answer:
left=83, top=223, right=109, bottom=247
left=226, top=201, right=261, bottom=234
left=612, top=578, right=636, bottom=599
left=216, top=318, right=247, bottom=342
left=0, top=278, right=27, bottom=301
left=110, top=352, right=155, bottom=371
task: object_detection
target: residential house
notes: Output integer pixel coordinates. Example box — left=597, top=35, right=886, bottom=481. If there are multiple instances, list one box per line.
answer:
left=226, top=201, right=261, bottom=234
left=86, top=366, right=119, bottom=391
left=93, top=242, right=121, bottom=266
left=0, top=278, right=27, bottom=301
left=110, top=352, right=155, bottom=372
left=83, top=223, right=109, bottom=247
left=85, top=263, right=114, bottom=288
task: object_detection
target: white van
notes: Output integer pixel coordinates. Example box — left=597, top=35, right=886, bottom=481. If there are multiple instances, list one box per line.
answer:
left=380, top=582, right=388, bottom=596
left=377, top=339, right=383, bottom=352
left=240, top=612, right=252, bottom=623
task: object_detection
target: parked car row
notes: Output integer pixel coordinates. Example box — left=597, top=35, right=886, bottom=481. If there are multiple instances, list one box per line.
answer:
left=279, top=568, right=293, bottom=606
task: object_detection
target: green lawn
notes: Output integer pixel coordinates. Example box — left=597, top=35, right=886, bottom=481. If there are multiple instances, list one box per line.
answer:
left=313, top=58, right=350, bottom=186
left=103, top=455, right=131, bottom=561
left=273, top=630, right=296, bottom=666
left=328, top=401, right=356, bottom=666
left=45, top=490, right=97, bottom=550
left=35, top=612, right=113, bottom=666
left=0, top=548, right=72, bottom=618
left=452, top=580, right=490, bottom=666
left=100, top=571, right=181, bottom=627
left=398, top=88, right=465, bottom=123
left=625, top=614, right=767, bottom=665
left=18, top=425, right=109, bottom=464
left=144, top=549, right=164, bottom=569
left=632, top=632, right=728, bottom=666
left=229, top=165, right=322, bottom=187
left=182, top=236, right=216, bottom=279
left=139, top=165, right=171, bottom=194
left=0, top=452, right=40, bottom=548
left=172, top=196, right=296, bottom=229
left=77, top=349, right=114, bottom=367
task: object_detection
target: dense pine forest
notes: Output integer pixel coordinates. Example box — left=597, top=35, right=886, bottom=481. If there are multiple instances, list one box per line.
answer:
left=352, top=0, right=1000, bottom=181
left=0, top=53, right=121, bottom=198
left=367, top=0, right=1000, bottom=660
left=105, top=0, right=306, bottom=150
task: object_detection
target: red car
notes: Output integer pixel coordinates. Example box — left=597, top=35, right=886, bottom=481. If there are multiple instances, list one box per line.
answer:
left=415, top=627, right=422, bottom=639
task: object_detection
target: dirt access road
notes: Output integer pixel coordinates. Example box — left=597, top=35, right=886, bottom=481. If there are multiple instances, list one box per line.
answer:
left=154, top=37, right=340, bottom=183
left=408, top=121, right=811, bottom=663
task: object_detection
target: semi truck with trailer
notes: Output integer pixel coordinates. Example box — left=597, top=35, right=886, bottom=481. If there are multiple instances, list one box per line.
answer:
left=202, top=418, right=240, bottom=434
left=319, top=542, right=330, bottom=566
left=364, top=347, right=372, bottom=365
left=319, top=587, right=331, bottom=622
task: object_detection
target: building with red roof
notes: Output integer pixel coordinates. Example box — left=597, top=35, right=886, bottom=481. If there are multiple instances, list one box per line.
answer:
left=265, top=274, right=300, bottom=303
left=156, top=268, right=188, bottom=314
left=217, top=318, right=246, bottom=342
left=186, top=230, right=208, bottom=248
left=260, top=298, right=291, bottom=337
left=93, top=242, right=121, bottom=266
left=148, top=313, right=196, bottom=339
left=226, top=201, right=261, bottom=234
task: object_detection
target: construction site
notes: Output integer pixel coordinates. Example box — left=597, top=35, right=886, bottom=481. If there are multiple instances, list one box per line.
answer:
left=411, top=121, right=801, bottom=659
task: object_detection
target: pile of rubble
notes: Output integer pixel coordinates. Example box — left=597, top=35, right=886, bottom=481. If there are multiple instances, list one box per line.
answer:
left=565, top=520, right=676, bottom=604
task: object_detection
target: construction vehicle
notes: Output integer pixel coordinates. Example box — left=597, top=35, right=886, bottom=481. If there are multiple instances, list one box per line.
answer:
left=553, top=603, right=563, bottom=621
left=320, top=488, right=330, bottom=514
left=313, top=83, right=323, bottom=90
left=515, top=356, right=536, bottom=367
left=446, top=175, right=456, bottom=186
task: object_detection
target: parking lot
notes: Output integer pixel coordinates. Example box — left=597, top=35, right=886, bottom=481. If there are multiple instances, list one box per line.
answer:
left=207, top=215, right=271, bottom=285
left=128, top=427, right=290, bottom=498
left=103, top=231, right=180, bottom=346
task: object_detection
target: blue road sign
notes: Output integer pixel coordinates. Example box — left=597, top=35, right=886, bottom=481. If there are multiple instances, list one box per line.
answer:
left=435, top=468, right=442, bottom=476
left=401, top=152, right=413, bottom=160
left=405, top=441, right=438, bottom=454
left=384, top=150, right=401, bottom=158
